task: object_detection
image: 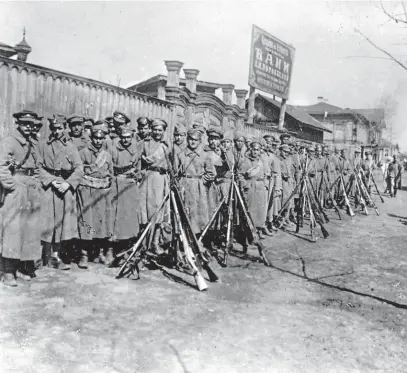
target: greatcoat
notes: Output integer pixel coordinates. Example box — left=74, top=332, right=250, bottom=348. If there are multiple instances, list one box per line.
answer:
left=279, top=154, right=295, bottom=209
left=237, top=154, right=269, bottom=228
left=37, top=134, right=83, bottom=243
left=110, top=140, right=140, bottom=241
left=0, top=131, right=42, bottom=260
left=77, top=144, right=113, bottom=240
left=175, top=146, right=217, bottom=234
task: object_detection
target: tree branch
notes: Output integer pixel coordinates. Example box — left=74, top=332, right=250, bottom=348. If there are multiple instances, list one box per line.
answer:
left=354, top=28, right=407, bottom=71
left=380, top=0, right=407, bottom=24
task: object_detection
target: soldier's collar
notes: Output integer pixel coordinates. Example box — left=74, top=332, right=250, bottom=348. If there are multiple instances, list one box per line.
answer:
left=12, top=130, right=28, bottom=145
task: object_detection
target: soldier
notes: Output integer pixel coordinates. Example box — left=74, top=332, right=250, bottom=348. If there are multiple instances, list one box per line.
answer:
left=0, top=110, right=43, bottom=286
left=337, top=149, right=351, bottom=206
left=110, top=124, right=140, bottom=258
left=220, top=131, right=233, bottom=153
left=77, top=121, right=113, bottom=267
left=137, top=119, right=170, bottom=255
left=280, top=133, right=291, bottom=146
left=386, top=154, right=402, bottom=197
left=37, top=114, right=83, bottom=270
left=262, top=135, right=282, bottom=234
left=308, top=144, right=330, bottom=206
left=135, top=117, right=151, bottom=141
left=278, top=144, right=295, bottom=229
left=237, top=139, right=270, bottom=239
left=172, top=122, right=187, bottom=159
left=361, top=150, right=375, bottom=193
left=233, top=131, right=246, bottom=170
left=31, top=115, right=44, bottom=142
left=67, top=115, right=90, bottom=151
left=174, top=128, right=217, bottom=235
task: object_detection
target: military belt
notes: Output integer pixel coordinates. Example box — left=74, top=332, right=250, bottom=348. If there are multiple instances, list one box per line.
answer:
left=181, top=174, right=202, bottom=179
left=14, top=168, right=37, bottom=177
left=145, top=166, right=168, bottom=175
left=43, top=167, right=73, bottom=179
left=113, top=165, right=133, bottom=176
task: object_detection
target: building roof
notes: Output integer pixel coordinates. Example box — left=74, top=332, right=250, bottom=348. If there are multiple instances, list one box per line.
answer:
left=258, top=94, right=332, bottom=133
left=0, top=42, right=17, bottom=58
left=127, top=74, right=223, bottom=93
left=352, top=108, right=385, bottom=124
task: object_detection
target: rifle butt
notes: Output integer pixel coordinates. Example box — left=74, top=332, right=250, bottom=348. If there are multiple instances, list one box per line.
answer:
left=319, top=223, right=329, bottom=239
left=194, top=272, right=208, bottom=291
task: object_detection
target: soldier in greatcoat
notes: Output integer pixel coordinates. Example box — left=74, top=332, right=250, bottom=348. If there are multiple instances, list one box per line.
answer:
left=67, top=115, right=90, bottom=152
left=136, top=119, right=170, bottom=254
left=37, top=115, right=83, bottom=270
left=135, top=117, right=152, bottom=142
left=233, top=131, right=247, bottom=170
left=278, top=144, right=295, bottom=228
left=77, top=121, right=113, bottom=267
left=386, top=154, right=402, bottom=197
left=174, top=129, right=217, bottom=235
left=308, top=144, right=330, bottom=207
left=0, top=110, right=43, bottom=286
left=105, top=111, right=131, bottom=152
left=172, top=123, right=187, bottom=160
left=236, top=139, right=269, bottom=239
left=110, top=124, right=140, bottom=258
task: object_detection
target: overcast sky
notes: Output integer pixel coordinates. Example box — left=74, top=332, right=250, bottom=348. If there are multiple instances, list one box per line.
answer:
left=2, top=1, right=407, bottom=148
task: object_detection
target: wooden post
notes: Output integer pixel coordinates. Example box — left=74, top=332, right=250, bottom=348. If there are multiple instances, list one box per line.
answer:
left=247, top=86, right=256, bottom=124
left=278, top=98, right=287, bottom=130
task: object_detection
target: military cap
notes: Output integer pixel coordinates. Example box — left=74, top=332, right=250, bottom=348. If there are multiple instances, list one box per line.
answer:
left=222, top=131, right=233, bottom=142
left=174, top=123, right=187, bottom=135
left=315, top=144, right=322, bottom=151
left=207, top=127, right=224, bottom=139
left=263, top=133, right=275, bottom=141
left=187, top=128, right=202, bottom=140
left=233, top=131, right=246, bottom=140
left=355, top=149, right=361, bottom=153
left=92, top=120, right=109, bottom=136
left=117, top=124, right=133, bottom=136
left=137, top=117, right=150, bottom=127
left=150, top=118, right=168, bottom=130
left=279, top=144, right=291, bottom=152
left=113, top=111, right=130, bottom=124
left=191, top=121, right=206, bottom=134
left=13, top=110, right=38, bottom=123
left=308, top=146, right=315, bottom=152
left=48, top=113, right=66, bottom=128
left=67, top=115, right=86, bottom=125
left=84, top=118, right=95, bottom=127
left=280, top=133, right=291, bottom=141
left=105, top=116, right=113, bottom=123
left=34, top=116, right=44, bottom=126
left=250, top=138, right=262, bottom=147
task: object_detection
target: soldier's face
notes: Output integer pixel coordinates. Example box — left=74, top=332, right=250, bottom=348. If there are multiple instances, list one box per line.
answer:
left=152, top=125, right=164, bottom=141
left=221, top=139, right=231, bottom=150
left=251, top=145, right=261, bottom=158
left=174, top=133, right=186, bottom=145
left=138, top=125, right=150, bottom=139
left=281, top=137, right=289, bottom=145
left=234, top=138, right=244, bottom=150
left=70, top=122, right=83, bottom=137
left=51, top=125, right=64, bottom=138
left=187, top=136, right=200, bottom=150
left=208, top=136, right=220, bottom=150
left=120, top=134, right=133, bottom=147
left=31, top=124, right=41, bottom=135
left=17, top=121, right=32, bottom=137
left=92, top=134, right=105, bottom=149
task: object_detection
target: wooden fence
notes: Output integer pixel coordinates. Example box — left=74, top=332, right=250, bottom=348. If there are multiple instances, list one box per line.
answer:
left=0, top=56, right=174, bottom=140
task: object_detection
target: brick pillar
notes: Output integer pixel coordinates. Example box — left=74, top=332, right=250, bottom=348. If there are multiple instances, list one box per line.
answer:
left=235, top=89, right=248, bottom=109
left=164, top=60, right=184, bottom=87
left=222, top=84, right=235, bottom=105
left=183, top=69, right=200, bottom=93
left=157, top=81, right=166, bottom=100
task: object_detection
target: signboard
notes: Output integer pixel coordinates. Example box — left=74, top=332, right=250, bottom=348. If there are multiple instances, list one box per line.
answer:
left=248, top=25, right=295, bottom=100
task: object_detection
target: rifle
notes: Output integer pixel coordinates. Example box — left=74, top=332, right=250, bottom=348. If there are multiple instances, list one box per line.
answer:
left=224, top=173, right=235, bottom=267
left=339, top=173, right=355, bottom=217
left=357, top=171, right=379, bottom=215
left=370, top=172, right=385, bottom=203
left=115, top=192, right=170, bottom=278
left=164, top=150, right=219, bottom=285
left=233, top=180, right=270, bottom=266
left=322, top=173, right=342, bottom=220
left=305, top=176, right=329, bottom=239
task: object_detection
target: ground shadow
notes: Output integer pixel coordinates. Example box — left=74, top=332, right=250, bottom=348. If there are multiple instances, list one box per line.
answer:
left=387, top=213, right=407, bottom=220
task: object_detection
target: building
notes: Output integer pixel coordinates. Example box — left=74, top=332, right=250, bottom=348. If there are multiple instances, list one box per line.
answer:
left=249, top=94, right=332, bottom=144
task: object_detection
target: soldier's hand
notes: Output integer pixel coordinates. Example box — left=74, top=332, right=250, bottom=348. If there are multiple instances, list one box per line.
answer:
left=57, top=181, right=70, bottom=194
left=51, top=180, right=60, bottom=188
left=2, top=179, right=15, bottom=190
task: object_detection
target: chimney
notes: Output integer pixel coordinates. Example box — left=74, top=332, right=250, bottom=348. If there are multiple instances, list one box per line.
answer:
left=183, top=69, right=200, bottom=93
left=234, top=89, right=248, bottom=109
left=222, top=84, right=235, bottom=105
left=164, top=60, right=184, bottom=88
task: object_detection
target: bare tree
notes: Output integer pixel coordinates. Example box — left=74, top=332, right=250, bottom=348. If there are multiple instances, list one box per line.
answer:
left=354, top=1, right=407, bottom=71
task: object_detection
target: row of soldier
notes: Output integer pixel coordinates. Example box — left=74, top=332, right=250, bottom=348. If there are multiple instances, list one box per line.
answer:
left=0, top=109, right=388, bottom=287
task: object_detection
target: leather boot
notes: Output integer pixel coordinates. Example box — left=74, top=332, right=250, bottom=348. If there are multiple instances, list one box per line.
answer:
left=16, top=270, right=31, bottom=281
left=97, top=249, right=107, bottom=265
left=78, top=250, right=88, bottom=269
left=3, top=273, right=17, bottom=287
left=263, top=226, right=274, bottom=236
left=258, top=229, right=266, bottom=240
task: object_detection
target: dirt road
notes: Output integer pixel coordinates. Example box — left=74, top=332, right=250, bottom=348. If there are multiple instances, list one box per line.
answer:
left=1, top=174, right=407, bottom=373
